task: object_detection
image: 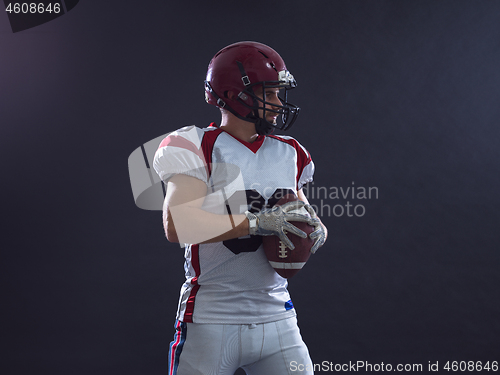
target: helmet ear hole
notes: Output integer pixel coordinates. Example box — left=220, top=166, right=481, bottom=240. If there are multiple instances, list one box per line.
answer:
left=225, top=90, right=238, bottom=100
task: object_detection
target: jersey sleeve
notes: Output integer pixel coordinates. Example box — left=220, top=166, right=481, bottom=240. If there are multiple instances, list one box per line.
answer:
left=153, top=125, right=209, bottom=185
left=296, top=142, right=315, bottom=191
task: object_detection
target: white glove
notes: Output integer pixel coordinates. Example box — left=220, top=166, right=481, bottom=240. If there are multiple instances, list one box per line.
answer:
left=303, top=204, right=326, bottom=254
left=245, top=200, right=311, bottom=250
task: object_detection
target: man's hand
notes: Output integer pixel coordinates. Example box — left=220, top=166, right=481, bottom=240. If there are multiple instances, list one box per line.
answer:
left=245, top=200, right=311, bottom=250
left=304, top=204, right=327, bottom=254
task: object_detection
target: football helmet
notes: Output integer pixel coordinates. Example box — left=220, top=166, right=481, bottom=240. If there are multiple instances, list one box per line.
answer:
left=205, top=41, right=300, bottom=135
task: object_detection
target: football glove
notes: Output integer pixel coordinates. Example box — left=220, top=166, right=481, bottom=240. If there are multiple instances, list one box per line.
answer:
left=304, top=204, right=326, bottom=254
left=245, top=200, right=310, bottom=250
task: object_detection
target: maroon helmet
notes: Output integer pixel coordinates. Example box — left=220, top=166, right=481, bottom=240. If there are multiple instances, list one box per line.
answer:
left=205, top=41, right=300, bottom=135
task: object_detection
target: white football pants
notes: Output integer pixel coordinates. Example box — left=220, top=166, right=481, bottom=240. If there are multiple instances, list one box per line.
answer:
left=169, top=316, right=314, bottom=375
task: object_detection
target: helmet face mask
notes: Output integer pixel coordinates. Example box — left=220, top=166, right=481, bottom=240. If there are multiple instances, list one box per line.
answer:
left=237, top=80, right=300, bottom=134
left=205, top=41, right=300, bottom=135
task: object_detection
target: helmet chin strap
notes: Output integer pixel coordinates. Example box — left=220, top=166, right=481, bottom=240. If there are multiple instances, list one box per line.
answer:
left=249, top=114, right=275, bottom=136
left=246, top=92, right=279, bottom=136
left=222, top=103, right=276, bottom=136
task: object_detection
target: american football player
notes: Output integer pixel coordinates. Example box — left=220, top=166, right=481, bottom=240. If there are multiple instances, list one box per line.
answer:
left=154, top=41, right=327, bottom=375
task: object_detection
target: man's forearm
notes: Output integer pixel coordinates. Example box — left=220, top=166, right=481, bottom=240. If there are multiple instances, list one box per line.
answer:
left=165, top=205, right=249, bottom=244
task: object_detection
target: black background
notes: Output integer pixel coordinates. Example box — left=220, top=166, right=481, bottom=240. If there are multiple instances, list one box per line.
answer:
left=1, top=1, right=499, bottom=374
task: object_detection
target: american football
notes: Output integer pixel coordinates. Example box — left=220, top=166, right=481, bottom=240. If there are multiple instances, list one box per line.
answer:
left=262, top=193, right=315, bottom=278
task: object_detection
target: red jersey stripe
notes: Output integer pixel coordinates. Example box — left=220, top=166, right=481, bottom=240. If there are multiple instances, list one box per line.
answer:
left=200, top=127, right=224, bottom=177
left=183, top=244, right=201, bottom=323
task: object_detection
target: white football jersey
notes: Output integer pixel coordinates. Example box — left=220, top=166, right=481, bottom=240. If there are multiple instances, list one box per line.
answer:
left=153, top=124, right=314, bottom=324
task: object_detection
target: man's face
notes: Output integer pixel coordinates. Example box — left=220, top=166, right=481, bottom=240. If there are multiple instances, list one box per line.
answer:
left=253, top=86, right=282, bottom=124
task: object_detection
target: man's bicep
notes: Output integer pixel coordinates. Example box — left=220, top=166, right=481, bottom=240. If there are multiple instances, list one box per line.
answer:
left=162, top=174, right=208, bottom=242
left=163, top=174, right=208, bottom=210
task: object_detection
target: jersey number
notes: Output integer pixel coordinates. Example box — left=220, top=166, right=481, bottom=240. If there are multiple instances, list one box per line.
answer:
left=222, top=188, right=295, bottom=255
